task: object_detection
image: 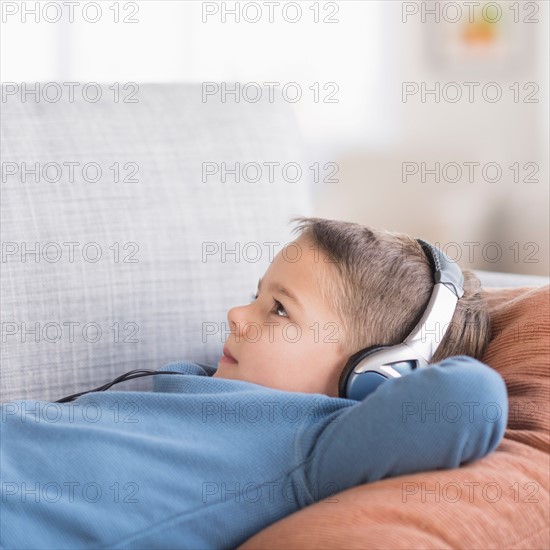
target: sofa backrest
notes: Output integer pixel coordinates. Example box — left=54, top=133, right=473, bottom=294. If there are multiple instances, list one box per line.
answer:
left=1, top=83, right=313, bottom=402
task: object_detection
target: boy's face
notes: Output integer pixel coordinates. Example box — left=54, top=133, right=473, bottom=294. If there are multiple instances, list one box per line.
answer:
left=213, top=236, right=348, bottom=397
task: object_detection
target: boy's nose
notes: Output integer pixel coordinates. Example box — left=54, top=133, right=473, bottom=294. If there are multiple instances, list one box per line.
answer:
left=227, top=305, right=251, bottom=337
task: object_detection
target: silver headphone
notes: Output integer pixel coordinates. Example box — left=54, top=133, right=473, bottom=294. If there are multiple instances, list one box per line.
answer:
left=338, top=239, right=465, bottom=401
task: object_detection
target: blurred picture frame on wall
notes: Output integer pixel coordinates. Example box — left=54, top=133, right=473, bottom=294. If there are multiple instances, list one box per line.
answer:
left=425, top=0, right=538, bottom=77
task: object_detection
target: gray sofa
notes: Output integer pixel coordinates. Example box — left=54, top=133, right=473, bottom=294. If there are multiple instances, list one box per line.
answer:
left=1, top=83, right=547, bottom=406
left=1, top=83, right=314, bottom=403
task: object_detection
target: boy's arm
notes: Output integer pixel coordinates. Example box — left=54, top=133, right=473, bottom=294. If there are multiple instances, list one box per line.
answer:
left=303, top=355, right=508, bottom=501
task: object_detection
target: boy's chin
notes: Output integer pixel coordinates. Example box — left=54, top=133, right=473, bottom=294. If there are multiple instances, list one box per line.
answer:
left=213, top=363, right=237, bottom=378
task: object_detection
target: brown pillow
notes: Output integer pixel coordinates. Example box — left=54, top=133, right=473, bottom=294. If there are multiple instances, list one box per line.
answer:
left=482, top=286, right=549, bottom=450
left=239, top=285, right=550, bottom=549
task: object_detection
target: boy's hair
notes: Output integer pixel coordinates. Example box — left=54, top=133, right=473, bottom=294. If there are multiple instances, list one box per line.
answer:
left=290, top=216, right=491, bottom=363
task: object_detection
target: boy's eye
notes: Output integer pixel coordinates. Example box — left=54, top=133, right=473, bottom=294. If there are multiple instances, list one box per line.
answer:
left=249, top=292, right=288, bottom=318
left=272, top=300, right=288, bottom=318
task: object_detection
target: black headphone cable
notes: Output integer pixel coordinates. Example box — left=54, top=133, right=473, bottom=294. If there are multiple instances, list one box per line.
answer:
left=54, top=370, right=184, bottom=403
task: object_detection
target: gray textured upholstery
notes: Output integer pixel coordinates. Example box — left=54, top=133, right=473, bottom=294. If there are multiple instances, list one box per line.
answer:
left=1, top=83, right=313, bottom=402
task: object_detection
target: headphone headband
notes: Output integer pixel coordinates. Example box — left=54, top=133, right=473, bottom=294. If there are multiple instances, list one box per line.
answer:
left=416, top=239, right=464, bottom=299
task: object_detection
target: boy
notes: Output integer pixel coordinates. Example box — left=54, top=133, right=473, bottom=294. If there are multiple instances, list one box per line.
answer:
left=0, top=217, right=508, bottom=549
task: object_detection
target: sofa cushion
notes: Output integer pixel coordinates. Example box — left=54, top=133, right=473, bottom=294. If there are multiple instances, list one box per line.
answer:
left=239, top=285, right=550, bottom=549
left=0, top=83, right=313, bottom=403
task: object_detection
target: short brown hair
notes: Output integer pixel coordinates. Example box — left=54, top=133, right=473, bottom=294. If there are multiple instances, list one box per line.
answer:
left=290, top=216, right=491, bottom=362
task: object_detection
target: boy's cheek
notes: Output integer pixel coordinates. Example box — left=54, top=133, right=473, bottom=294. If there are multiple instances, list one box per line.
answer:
left=261, top=322, right=285, bottom=343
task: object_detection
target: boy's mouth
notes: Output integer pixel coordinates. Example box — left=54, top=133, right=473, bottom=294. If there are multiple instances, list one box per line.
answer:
left=221, top=345, right=238, bottom=364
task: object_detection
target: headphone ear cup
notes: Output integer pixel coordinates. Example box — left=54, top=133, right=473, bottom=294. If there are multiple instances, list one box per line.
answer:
left=338, top=345, right=389, bottom=398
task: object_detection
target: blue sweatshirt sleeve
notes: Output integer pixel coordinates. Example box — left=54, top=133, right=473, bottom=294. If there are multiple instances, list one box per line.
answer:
left=303, top=356, right=508, bottom=500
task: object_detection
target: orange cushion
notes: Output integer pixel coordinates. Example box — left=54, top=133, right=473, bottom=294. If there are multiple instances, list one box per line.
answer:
left=239, top=286, right=550, bottom=549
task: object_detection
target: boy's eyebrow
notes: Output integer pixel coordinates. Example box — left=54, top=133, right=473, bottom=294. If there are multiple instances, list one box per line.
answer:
left=257, top=277, right=304, bottom=311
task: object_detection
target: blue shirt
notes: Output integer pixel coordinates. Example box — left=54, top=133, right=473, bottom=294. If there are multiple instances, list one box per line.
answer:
left=0, top=355, right=508, bottom=549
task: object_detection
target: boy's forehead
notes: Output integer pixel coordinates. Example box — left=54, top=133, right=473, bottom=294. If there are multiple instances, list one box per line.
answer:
left=261, top=241, right=339, bottom=319
left=266, top=239, right=329, bottom=290
left=272, top=238, right=318, bottom=270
